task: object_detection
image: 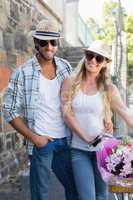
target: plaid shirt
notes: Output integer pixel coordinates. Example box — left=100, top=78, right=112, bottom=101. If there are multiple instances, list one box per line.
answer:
left=3, top=55, right=72, bottom=154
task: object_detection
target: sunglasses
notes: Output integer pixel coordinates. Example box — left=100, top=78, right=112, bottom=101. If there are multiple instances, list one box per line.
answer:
left=85, top=51, right=109, bottom=63
left=38, top=39, right=58, bottom=47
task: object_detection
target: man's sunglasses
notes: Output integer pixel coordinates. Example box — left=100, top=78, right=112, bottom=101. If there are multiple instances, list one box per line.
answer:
left=38, top=39, right=58, bottom=47
left=85, top=51, right=109, bottom=63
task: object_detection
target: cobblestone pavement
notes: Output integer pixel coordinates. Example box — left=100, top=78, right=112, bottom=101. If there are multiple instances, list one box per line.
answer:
left=0, top=168, right=117, bottom=200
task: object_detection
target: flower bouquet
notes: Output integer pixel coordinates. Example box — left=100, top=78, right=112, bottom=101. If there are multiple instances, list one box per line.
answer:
left=96, top=135, right=133, bottom=187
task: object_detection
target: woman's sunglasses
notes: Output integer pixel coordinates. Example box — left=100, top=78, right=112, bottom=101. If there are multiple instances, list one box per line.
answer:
left=85, top=51, right=109, bottom=63
left=38, top=39, right=58, bottom=47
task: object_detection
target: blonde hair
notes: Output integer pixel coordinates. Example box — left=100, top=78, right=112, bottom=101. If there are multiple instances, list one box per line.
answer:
left=64, top=57, right=112, bottom=122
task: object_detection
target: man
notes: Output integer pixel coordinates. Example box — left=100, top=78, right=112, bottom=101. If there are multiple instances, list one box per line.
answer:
left=3, top=19, right=79, bottom=200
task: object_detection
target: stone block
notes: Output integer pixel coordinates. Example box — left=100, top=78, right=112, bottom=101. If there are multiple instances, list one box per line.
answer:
left=16, top=148, right=27, bottom=163
left=0, top=161, right=4, bottom=168
left=6, top=133, right=12, bottom=139
left=0, top=6, right=8, bottom=30
left=6, top=141, right=12, bottom=150
left=1, top=152, right=9, bottom=160
left=4, top=122, right=14, bottom=133
left=0, top=30, right=4, bottom=48
left=16, top=54, right=25, bottom=66
left=6, top=52, right=16, bottom=68
left=1, top=167, right=9, bottom=178
left=0, top=136, right=4, bottom=153
left=3, top=32, right=14, bottom=51
left=0, top=65, right=12, bottom=91
left=10, top=0, right=19, bottom=22
left=9, top=161, right=18, bottom=174
left=0, top=114, right=2, bottom=133
left=14, top=32, right=27, bottom=52
left=0, top=49, right=7, bottom=63
left=11, top=133, right=16, bottom=150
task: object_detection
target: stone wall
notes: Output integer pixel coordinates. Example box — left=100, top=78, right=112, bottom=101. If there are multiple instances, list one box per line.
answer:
left=0, top=0, right=64, bottom=183
left=0, top=93, right=28, bottom=183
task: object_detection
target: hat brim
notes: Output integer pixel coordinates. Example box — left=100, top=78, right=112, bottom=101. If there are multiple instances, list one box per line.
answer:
left=32, top=34, right=62, bottom=40
left=83, top=47, right=112, bottom=61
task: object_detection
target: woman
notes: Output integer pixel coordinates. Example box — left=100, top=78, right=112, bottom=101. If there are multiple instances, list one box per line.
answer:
left=61, top=40, right=133, bottom=200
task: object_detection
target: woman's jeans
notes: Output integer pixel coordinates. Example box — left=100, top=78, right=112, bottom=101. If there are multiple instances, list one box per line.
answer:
left=30, top=138, right=79, bottom=200
left=71, top=148, right=108, bottom=200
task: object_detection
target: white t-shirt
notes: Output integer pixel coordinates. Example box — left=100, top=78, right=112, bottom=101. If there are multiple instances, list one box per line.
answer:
left=34, top=74, right=66, bottom=138
left=71, top=90, right=104, bottom=151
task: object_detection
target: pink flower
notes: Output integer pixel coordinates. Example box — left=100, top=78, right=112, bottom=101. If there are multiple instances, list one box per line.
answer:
left=128, top=143, right=133, bottom=149
left=96, top=137, right=120, bottom=168
left=96, top=136, right=133, bottom=183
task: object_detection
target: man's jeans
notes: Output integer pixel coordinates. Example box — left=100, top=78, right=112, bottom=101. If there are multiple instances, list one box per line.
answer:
left=71, top=148, right=108, bottom=200
left=30, top=138, right=79, bottom=200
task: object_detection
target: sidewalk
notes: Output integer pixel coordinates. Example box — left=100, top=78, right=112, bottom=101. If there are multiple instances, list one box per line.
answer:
left=0, top=168, right=65, bottom=200
left=0, top=168, right=116, bottom=200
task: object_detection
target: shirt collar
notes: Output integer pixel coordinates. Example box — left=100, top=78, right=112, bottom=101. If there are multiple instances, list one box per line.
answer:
left=54, top=56, right=62, bottom=73
left=33, top=55, right=61, bottom=73
left=32, top=55, right=42, bottom=71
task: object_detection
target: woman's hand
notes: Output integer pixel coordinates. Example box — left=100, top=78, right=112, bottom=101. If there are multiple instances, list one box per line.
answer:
left=88, top=135, right=102, bottom=147
left=103, top=119, right=113, bottom=133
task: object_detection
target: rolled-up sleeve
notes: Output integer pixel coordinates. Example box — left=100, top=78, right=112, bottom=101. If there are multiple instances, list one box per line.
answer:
left=3, top=68, right=24, bottom=122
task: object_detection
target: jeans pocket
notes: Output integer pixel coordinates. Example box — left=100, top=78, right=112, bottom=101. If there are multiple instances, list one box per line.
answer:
left=35, top=141, right=54, bottom=154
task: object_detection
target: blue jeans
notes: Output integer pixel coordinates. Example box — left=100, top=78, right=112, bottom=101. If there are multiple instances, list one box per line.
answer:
left=30, top=138, right=79, bottom=200
left=71, top=148, right=108, bottom=200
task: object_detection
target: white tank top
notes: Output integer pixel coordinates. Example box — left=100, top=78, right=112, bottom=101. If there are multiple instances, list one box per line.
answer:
left=34, top=74, right=66, bottom=138
left=71, top=90, right=104, bottom=151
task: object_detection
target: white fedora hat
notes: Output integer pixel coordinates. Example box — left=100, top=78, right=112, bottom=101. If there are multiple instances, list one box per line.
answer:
left=84, top=40, right=112, bottom=61
left=32, top=19, right=61, bottom=40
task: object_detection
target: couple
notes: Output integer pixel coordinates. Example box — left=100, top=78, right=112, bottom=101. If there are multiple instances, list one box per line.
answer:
left=3, top=19, right=133, bottom=200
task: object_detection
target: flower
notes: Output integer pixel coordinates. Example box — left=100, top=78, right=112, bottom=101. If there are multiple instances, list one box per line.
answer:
left=106, top=144, right=133, bottom=177
left=96, top=136, right=133, bottom=185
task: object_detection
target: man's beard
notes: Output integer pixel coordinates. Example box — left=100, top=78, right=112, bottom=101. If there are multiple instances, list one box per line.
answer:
left=38, top=50, right=55, bottom=61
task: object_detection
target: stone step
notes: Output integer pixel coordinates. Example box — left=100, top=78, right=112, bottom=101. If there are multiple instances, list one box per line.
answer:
left=65, top=49, right=84, bottom=57
left=69, top=61, right=79, bottom=68
left=67, top=55, right=83, bottom=63
left=58, top=47, right=85, bottom=69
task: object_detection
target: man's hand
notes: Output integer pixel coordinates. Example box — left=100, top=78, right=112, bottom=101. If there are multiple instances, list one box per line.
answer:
left=9, top=117, right=54, bottom=148
left=31, top=134, right=54, bottom=148
left=103, top=119, right=113, bottom=133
